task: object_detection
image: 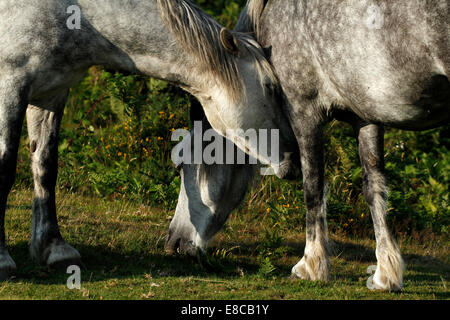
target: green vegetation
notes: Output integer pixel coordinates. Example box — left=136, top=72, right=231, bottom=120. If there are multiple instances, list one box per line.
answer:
left=4, top=0, right=448, bottom=300
left=2, top=189, right=448, bottom=299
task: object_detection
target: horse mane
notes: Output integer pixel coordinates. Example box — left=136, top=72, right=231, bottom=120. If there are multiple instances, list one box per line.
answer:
left=157, top=0, right=277, bottom=102
left=235, top=0, right=268, bottom=39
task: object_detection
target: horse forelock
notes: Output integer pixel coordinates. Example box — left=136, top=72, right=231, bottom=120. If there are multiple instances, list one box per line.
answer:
left=157, top=0, right=277, bottom=103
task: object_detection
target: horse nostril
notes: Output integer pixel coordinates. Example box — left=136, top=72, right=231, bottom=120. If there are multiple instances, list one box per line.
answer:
left=174, top=238, right=182, bottom=254
left=164, top=230, right=181, bottom=255
left=164, top=229, right=200, bottom=256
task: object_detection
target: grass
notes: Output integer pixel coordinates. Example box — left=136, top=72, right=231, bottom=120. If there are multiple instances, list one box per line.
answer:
left=1, top=188, right=448, bottom=300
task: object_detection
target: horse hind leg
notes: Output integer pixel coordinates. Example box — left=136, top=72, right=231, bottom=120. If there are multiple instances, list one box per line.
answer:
left=27, top=94, right=82, bottom=270
left=0, top=78, right=29, bottom=280
left=355, top=123, right=404, bottom=292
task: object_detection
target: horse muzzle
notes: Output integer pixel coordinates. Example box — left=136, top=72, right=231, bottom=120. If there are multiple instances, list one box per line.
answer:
left=274, top=151, right=301, bottom=180
left=164, top=230, right=201, bottom=257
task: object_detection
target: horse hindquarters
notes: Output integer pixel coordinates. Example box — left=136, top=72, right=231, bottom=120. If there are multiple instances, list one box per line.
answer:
left=0, top=77, right=29, bottom=280
left=27, top=96, right=82, bottom=269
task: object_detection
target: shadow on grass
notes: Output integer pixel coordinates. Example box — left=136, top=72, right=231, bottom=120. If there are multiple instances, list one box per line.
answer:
left=6, top=204, right=32, bottom=211
left=212, top=237, right=449, bottom=284
left=6, top=236, right=448, bottom=289
left=6, top=240, right=260, bottom=286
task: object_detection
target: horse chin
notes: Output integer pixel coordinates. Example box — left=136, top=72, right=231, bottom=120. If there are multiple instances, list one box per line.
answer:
left=274, top=152, right=301, bottom=180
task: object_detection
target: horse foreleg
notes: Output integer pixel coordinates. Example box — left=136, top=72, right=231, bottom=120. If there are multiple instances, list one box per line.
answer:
left=291, top=122, right=330, bottom=281
left=355, top=123, right=404, bottom=291
left=27, top=96, right=82, bottom=269
left=0, top=78, right=29, bottom=280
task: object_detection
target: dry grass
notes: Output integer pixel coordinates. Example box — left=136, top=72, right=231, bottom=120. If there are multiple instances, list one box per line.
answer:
left=0, top=188, right=448, bottom=300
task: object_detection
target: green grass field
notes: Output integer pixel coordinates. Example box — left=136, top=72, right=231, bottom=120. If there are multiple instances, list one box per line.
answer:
left=1, top=188, right=448, bottom=300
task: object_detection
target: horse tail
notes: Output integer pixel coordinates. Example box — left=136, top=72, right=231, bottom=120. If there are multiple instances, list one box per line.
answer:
left=235, top=0, right=268, bottom=40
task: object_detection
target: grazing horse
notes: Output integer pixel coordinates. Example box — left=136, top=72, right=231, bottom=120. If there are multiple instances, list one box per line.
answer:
left=0, top=0, right=301, bottom=280
left=167, top=0, right=449, bottom=291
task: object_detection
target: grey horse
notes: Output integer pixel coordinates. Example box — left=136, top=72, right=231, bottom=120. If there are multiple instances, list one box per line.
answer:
left=167, top=0, right=449, bottom=292
left=0, top=0, right=301, bottom=280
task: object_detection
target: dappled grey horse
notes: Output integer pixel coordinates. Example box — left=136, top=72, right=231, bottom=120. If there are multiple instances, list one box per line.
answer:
left=0, top=0, right=301, bottom=280
left=167, top=0, right=449, bottom=291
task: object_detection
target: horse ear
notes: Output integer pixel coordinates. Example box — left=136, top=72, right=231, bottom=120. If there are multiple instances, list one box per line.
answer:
left=220, top=28, right=240, bottom=56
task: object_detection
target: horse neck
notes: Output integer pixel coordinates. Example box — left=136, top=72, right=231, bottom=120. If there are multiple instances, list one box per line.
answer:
left=79, top=0, right=203, bottom=91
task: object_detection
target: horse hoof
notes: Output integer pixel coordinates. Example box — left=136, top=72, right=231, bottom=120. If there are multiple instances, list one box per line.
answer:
left=0, top=253, right=17, bottom=281
left=367, top=272, right=403, bottom=292
left=291, top=256, right=329, bottom=281
left=40, top=241, right=85, bottom=271
left=291, top=259, right=309, bottom=280
left=0, top=268, right=15, bottom=282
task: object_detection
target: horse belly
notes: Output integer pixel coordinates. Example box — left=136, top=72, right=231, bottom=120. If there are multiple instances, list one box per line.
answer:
left=350, top=74, right=450, bottom=130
